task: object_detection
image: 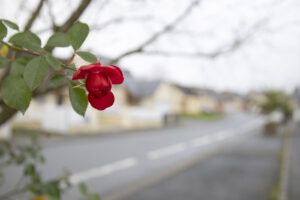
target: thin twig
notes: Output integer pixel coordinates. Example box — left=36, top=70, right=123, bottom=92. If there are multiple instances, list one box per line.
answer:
left=108, top=0, right=200, bottom=64
left=24, top=0, right=45, bottom=31
left=66, top=52, right=76, bottom=66
left=0, top=41, right=41, bottom=56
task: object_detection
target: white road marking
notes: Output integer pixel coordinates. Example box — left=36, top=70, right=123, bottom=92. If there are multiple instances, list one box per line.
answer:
left=69, top=157, right=137, bottom=185
left=191, top=136, right=214, bottom=147
left=147, top=143, right=187, bottom=160
left=191, top=118, right=265, bottom=147
left=215, top=130, right=233, bottom=140
left=67, top=117, right=265, bottom=185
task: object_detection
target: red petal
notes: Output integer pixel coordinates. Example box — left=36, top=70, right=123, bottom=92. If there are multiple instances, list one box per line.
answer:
left=100, top=65, right=124, bottom=84
left=86, top=73, right=112, bottom=98
left=72, top=62, right=102, bottom=80
left=72, top=70, right=86, bottom=80
left=88, top=92, right=115, bottom=110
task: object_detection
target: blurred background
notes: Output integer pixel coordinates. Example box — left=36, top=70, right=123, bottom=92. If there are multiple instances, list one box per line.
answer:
left=0, top=0, right=300, bottom=199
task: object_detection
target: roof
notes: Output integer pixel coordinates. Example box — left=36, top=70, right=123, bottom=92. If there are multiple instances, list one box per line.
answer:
left=121, top=70, right=160, bottom=98
left=175, top=85, right=221, bottom=100
left=124, top=79, right=161, bottom=98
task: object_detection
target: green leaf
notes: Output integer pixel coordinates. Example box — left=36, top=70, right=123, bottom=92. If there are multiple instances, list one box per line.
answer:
left=15, top=56, right=33, bottom=65
left=50, top=74, right=67, bottom=86
left=24, top=56, right=49, bottom=90
left=46, top=54, right=61, bottom=71
left=79, top=183, right=88, bottom=195
left=2, top=19, right=19, bottom=30
left=24, top=163, right=36, bottom=176
left=67, top=22, right=89, bottom=50
left=0, top=57, right=10, bottom=68
left=16, top=154, right=26, bottom=164
left=69, top=82, right=88, bottom=116
left=10, top=62, right=24, bottom=76
left=46, top=32, right=70, bottom=47
left=0, top=21, right=7, bottom=40
left=10, top=57, right=33, bottom=76
left=39, top=155, right=45, bottom=163
left=88, top=193, right=100, bottom=200
left=45, top=180, right=61, bottom=199
left=9, top=31, right=43, bottom=52
left=66, top=63, right=77, bottom=76
left=1, top=75, right=32, bottom=113
left=77, top=51, right=97, bottom=63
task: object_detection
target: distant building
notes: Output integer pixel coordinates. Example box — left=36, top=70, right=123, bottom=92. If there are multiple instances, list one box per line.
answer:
left=220, top=92, right=248, bottom=113
left=1, top=56, right=249, bottom=136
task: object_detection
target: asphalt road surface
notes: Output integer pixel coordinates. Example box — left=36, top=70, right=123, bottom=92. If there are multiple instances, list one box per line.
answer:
left=124, top=121, right=281, bottom=200
left=1, top=113, right=266, bottom=199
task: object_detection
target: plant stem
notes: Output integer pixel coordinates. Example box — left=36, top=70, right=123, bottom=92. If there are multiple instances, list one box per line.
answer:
left=61, top=64, right=76, bottom=71
left=66, top=52, right=76, bottom=66
left=0, top=40, right=40, bottom=56
left=1, top=40, right=77, bottom=71
left=61, top=52, right=77, bottom=72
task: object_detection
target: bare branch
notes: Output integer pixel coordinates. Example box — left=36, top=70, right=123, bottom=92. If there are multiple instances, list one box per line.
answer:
left=90, top=16, right=153, bottom=32
left=36, top=0, right=92, bottom=34
left=129, top=18, right=269, bottom=59
left=56, top=0, right=92, bottom=32
left=108, top=0, right=201, bottom=65
left=142, top=36, right=250, bottom=59
left=46, top=0, right=58, bottom=30
left=24, top=0, right=45, bottom=31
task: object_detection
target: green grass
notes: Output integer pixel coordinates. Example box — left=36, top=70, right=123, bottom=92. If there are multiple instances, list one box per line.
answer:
left=179, top=112, right=224, bottom=121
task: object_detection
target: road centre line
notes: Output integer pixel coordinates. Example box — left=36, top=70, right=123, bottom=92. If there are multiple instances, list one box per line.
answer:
left=68, top=118, right=265, bottom=184
left=191, top=135, right=214, bottom=147
left=69, top=157, right=137, bottom=185
left=215, top=130, right=233, bottom=140
left=147, top=143, right=187, bottom=160
left=191, top=118, right=264, bottom=147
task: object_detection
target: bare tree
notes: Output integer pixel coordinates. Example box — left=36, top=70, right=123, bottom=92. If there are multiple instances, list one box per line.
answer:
left=0, top=0, right=295, bottom=125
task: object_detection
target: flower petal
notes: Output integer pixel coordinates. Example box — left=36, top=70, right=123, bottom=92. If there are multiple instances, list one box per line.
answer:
left=86, top=73, right=112, bottom=98
left=100, top=65, right=124, bottom=84
left=72, top=62, right=102, bottom=80
left=88, top=92, right=115, bottom=110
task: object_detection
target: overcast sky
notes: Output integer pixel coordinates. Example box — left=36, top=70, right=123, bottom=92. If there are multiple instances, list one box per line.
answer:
left=1, top=0, right=300, bottom=93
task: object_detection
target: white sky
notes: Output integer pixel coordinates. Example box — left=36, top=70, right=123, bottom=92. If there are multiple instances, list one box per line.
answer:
left=1, top=0, right=300, bottom=93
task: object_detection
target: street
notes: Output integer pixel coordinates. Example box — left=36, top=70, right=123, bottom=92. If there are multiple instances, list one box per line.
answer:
left=2, top=113, right=267, bottom=199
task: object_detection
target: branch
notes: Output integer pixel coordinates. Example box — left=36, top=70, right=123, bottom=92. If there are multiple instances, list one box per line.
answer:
left=142, top=39, right=246, bottom=59
left=0, top=105, right=18, bottom=127
left=90, top=16, right=153, bottom=32
left=0, top=41, right=40, bottom=56
left=46, top=0, right=58, bottom=31
left=0, top=50, right=15, bottom=87
left=0, top=41, right=76, bottom=72
left=0, top=0, right=92, bottom=126
left=56, top=0, right=92, bottom=32
left=24, top=0, right=46, bottom=31
left=0, top=83, right=67, bottom=126
left=108, top=0, right=201, bottom=65
left=127, top=18, right=269, bottom=59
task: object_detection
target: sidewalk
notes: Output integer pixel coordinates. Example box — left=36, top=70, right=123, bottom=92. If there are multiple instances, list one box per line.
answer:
left=289, top=122, right=300, bottom=200
left=123, top=130, right=281, bottom=200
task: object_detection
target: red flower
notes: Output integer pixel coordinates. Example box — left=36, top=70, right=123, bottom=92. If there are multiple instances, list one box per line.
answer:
left=72, top=62, right=124, bottom=110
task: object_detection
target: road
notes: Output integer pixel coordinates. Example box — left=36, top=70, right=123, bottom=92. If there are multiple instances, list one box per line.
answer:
left=1, top=113, right=266, bottom=199
left=124, top=121, right=281, bottom=200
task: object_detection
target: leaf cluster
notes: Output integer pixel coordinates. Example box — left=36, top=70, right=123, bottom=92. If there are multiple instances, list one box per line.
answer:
left=1, top=19, right=98, bottom=116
